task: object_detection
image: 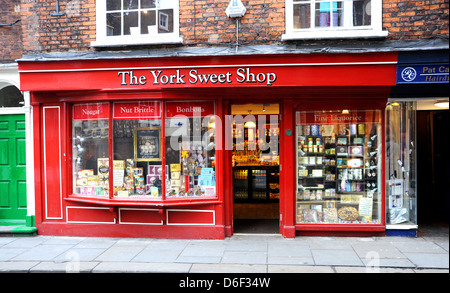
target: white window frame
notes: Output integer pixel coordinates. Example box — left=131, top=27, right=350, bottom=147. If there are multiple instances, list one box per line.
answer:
left=283, top=0, right=388, bottom=40
left=92, top=0, right=182, bottom=47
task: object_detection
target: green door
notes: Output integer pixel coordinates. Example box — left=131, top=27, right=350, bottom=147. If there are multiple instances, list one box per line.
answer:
left=0, top=114, right=27, bottom=225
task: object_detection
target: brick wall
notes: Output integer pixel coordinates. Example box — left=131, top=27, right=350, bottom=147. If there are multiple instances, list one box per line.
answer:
left=17, top=0, right=450, bottom=54
left=20, top=0, right=95, bottom=54
left=180, top=0, right=285, bottom=45
left=0, top=0, right=23, bottom=62
left=383, top=0, right=449, bottom=40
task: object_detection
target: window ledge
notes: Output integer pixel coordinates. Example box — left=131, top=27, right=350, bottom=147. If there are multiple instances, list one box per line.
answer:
left=91, top=36, right=184, bottom=47
left=66, top=194, right=220, bottom=208
left=282, top=29, right=389, bottom=41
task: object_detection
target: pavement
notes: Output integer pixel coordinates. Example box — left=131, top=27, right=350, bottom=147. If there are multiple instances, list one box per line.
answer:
left=0, top=231, right=448, bottom=273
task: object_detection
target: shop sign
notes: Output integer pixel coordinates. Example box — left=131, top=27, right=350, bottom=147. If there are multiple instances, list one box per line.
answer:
left=296, top=110, right=381, bottom=126
left=113, top=101, right=162, bottom=119
left=166, top=101, right=215, bottom=118
left=118, top=68, right=277, bottom=87
left=73, top=103, right=109, bottom=120
left=397, top=64, right=449, bottom=84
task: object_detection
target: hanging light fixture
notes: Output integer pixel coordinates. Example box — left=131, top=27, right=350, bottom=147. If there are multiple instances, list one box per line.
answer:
left=244, top=110, right=256, bottom=128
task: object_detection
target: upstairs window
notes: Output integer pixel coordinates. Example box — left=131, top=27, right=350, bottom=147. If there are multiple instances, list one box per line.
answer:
left=283, top=0, right=387, bottom=40
left=92, top=0, right=182, bottom=47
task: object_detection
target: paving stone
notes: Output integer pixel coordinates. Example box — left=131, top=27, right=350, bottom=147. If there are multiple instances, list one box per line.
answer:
left=92, top=262, right=191, bottom=273
left=95, top=245, right=145, bottom=262
left=29, top=261, right=99, bottom=273
left=404, top=252, right=449, bottom=269
left=221, top=251, right=267, bottom=264
left=268, top=265, right=334, bottom=273
left=11, top=245, right=74, bottom=261
left=190, top=263, right=267, bottom=273
left=334, top=266, right=415, bottom=273
left=0, top=261, right=39, bottom=272
left=0, top=248, right=27, bottom=261
left=311, top=249, right=364, bottom=266
left=392, top=241, right=448, bottom=254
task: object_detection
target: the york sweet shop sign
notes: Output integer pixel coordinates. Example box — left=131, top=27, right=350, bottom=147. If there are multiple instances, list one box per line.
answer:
left=18, top=53, right=398, bottom=91
left=117, top=67, right=278, bottom=87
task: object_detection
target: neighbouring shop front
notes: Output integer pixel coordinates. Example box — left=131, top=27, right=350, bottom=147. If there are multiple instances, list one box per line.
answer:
left=0, top=66, right=36, bottom=235
left=386, top=50, right=449, bottom=236
left=18, top=51, right=399, bottom=239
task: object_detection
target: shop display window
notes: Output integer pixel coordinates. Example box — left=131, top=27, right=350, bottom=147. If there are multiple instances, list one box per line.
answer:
left=112, top=101, right=163, bottom=198
left=72, top=103, right=110, bottom=197
left=385, top=101, right=417, bottom=226
left=71, top=101, right=217, bottom=201
left=295, top=110, right=382, bottom=225
left=165, top=101, right=216, bottom=198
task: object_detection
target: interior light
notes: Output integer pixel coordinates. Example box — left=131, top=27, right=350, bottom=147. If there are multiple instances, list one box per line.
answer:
left=244, top=121, right=256, bottom=128
left=434, top=100, right=449, bottom=108
left=244, top=110, right=256, bottom=128
left=342, top=109, right=349, bottom=114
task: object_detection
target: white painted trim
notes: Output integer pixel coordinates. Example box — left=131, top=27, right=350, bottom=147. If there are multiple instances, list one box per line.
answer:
left=24, top=92, right=35, bottom=219
left=386, top=224, right=418, bottom=230
left=166, top=209, right=216, bottom=226
left=66, top=206, right=116, bottom=224
left=0, top=108, right=27, bottom=115
left=43, top=106, right=63, bottom=220
left=118, top=208, right=163, bottom=225
left=282, top=29, right=389, bottom=40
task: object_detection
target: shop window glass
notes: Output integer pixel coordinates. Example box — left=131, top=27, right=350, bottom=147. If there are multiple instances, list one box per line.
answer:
left=295, top=110, right=382, bottom=225
left=165, top=101, right=216, bottom=198
left=72, top=103, right=110, bottom=197
left=105, top=0, right=176, bottom=37
left=285, top=0, right=386, bottom=40
left=385, top=101, right=417, bottom=225
left=112, top=101, right=163, bottom=198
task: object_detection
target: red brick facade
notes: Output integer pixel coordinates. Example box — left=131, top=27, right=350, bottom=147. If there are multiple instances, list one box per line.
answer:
left=9, top=0, right=450, bottom=54
left=383, top=0, right=449, bottom=40
left=0, top=0, right=23, bottom=62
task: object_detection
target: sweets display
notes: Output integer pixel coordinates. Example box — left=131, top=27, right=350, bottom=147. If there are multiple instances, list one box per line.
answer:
left=295, top=110, right=382, bottom=225
left=72, top=109, right=216, bottom=199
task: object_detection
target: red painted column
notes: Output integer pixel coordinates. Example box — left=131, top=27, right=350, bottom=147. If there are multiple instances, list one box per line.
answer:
left=280, top=99, right=296, bottom=238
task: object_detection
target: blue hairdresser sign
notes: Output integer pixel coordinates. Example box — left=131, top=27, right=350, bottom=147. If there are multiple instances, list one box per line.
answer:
left=397, top=64, right=449, bottom=84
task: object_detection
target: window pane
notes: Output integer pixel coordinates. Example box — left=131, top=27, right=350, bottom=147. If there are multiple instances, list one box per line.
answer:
left=141, top=10, right=156, bottom=34
left=158, top=9, right=174, bottom=33
left=165, top=102, right=216, bottom=198
left=294, top=3, right=311, bottom=29
left=107, top=13, right=121, bottom=36
left=124, top=11, right=139, bottom=35
left=315, top=1, right=343, bottom=28
left=112, top=101, right=163, bottom=199
left=141, top=0, right=156, bottom=9
left=72, top=103, right=110, bottom=197
left=123, top=0, right=138, bottom=10
left=107, top=0, right=121, bottom=11
left=353, top=0, right=371, bottom=26
left=296, top=110, right=382, bottom=224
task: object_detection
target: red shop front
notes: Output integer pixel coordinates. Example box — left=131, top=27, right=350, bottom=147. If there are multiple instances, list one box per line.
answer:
left=19, top=52, right=397, bottom=239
